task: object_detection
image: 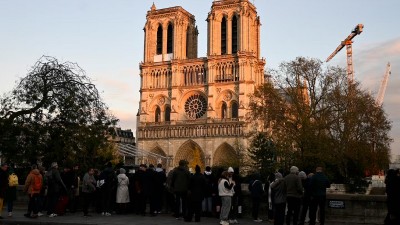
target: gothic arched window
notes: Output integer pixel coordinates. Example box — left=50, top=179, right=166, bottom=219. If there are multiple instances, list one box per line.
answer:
left=221, top=17, right=227, bottom=55
left=155, top=106, right=161, bottom=122
left=165, top=105, right=171, bottom=122
left=221, top=102, right=227, bottom=119
left=156, top=25, right=163, bottom=55
left=167, top=23, right=173, bottom=54
left=232, top=102, right=238, bottom=118
left=232, top=15, right=238, bottom=54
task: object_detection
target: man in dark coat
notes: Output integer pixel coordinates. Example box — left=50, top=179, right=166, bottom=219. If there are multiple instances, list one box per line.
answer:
left=186, top=165, right=206, bottom=222
left=248, top=173, right=264, bottom=222
left=309, top=166, right=330, bottom=225
left=46, top=162, right=67, bottom=217
left=0, top=163, right=9, bottom=219
left=99, top=162, right=117, bottom=216
left=171, top=160, right=190, bottom=219
left=153, top=163, right=166, bottom=214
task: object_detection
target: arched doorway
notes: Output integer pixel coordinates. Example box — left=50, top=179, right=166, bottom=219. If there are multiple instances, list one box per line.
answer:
left=148, top=147, right=167, bottom=167
left=213, top=142, right=239, bottom=167
left=175, top=140, right=205, bottom=172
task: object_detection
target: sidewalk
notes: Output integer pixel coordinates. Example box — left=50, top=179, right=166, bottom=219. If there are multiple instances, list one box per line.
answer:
left=0, top=209, right=371, bottom=225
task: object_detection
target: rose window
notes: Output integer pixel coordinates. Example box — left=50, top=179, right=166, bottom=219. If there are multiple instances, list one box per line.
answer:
left=184, top=94, right=207, bottom=119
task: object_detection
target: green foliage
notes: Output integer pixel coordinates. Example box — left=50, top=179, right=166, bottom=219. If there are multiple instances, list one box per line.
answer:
left=248, top=132, right=276, bottom=179
left=0, top=56, right=119, bottom=169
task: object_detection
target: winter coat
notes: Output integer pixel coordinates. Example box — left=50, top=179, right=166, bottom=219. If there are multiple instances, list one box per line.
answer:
left=203, top=171, right=215, bottom=197
left=23, top=169, right=43, bottom=196
left=171, top=166, right=190, bottom=193
left=218, top=178, right=234, bottom=197
left=271, top=178, right=286, bottom=204
left=0, top=169, right=9, bottom=198
left=310, top=172, right=330, bottom=197
left=116, top=173, right=130, bottom=203
left=189, top=172, right=207, bottom=202
left=82, top=172, right=96, bottom=193
left=249, top=179, right=264, bottom=198
left=47, top=168, right=67, bottom=196
left=284, top=173, right=303, bottom=198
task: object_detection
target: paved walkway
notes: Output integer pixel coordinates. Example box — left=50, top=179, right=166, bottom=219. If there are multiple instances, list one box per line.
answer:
left=0, top=209, right=372, bottom=225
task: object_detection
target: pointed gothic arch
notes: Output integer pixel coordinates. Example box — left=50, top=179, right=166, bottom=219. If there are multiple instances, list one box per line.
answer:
left=175, top=140, right=205, bottom=171
left=167, top=22, right=174, bottom=54
left=213, top=142, right=239, bottom=167
left=148, top=146, right=167, bottom=167
left=156, top=24, right=163, bottom=55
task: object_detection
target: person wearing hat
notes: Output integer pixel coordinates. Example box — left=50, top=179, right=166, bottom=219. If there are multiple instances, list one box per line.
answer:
left=46, top=162, right=67, bottom=217
left=271, top=172, right=286, bottom=225
left=284, top=166, right=303, bottom=225
left=0, top=163, right=9, bottom=219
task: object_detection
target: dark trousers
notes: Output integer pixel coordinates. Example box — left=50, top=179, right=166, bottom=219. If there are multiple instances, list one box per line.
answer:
left=82, top=192, right=94, bottom=215
left=286, top=196, right=301, bottom=225
left=136, top=192, right=146, bottom=215
left=299, top=196, right=311, bottom=225
left=251, top=197, right=261, bottom=220
left=101, top=188, right=113, bottom=213
left=47, top=193, right=60, bottom=215
left=186, top=200, right=202, bottom=222
left=309, top=196, right=326, bottom=225
left=174, top=191, right=188, bottom=218
left=230, top=194, right=239, bottom=219
left=274, top=202, right=286, bottom=225
left=27, top=193, right=40, bottom=215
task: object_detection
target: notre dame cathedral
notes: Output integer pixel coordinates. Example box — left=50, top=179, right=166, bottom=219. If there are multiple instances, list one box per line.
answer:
left=136, top=0, right=265, bottom=171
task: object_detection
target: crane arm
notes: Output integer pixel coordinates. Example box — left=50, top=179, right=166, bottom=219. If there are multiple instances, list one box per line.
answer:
left=376, top=63, right=391, bottom=106
left=326, top=24, right=363, bottom=62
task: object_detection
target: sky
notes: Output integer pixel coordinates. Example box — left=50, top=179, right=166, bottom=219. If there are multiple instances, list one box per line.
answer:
left=1, top=0, right=399, bottom=158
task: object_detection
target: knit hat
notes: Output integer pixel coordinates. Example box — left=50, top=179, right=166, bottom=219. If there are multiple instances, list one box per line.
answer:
left=228, top=167, right=234, bottom=173
left=275, top=172, right=283, bottom=179
left=51, top=162, right=58, bottom=168
left=298, top=171, right=307, bottom=179
left=120, top=168, right=126, bottom=174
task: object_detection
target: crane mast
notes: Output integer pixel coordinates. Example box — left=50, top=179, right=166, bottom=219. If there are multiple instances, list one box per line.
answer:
left=376, top=63, right=391, bottom=106
left=326, top=24, right=364, bottom=83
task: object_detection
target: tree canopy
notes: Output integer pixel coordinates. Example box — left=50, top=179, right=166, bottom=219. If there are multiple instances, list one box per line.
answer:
left=248, top=57, right=391, bottom=183
left=0, top=56, right=119, bottom=169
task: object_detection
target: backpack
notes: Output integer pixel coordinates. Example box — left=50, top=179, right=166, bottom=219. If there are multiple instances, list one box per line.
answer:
left=32, top=174, right=42, bottom=192
left=8, top=173, right=19, bottom=187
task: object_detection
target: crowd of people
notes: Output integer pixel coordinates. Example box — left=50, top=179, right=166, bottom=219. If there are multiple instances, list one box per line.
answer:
left=0, top=159, right=378, bottom=225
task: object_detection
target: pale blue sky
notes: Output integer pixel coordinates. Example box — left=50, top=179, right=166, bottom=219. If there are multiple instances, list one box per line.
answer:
left=1, top=0, right=399, bottom=157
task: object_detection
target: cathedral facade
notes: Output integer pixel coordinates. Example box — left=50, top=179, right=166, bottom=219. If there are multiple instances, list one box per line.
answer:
left=136, top=0, right=265, bottom=171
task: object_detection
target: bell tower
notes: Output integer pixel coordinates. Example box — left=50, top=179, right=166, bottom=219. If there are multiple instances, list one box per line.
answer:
left=143, top=3, right=198, bottom=63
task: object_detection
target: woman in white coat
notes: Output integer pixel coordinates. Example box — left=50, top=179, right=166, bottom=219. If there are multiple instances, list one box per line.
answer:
left=116, top=168, right=130, bottom=214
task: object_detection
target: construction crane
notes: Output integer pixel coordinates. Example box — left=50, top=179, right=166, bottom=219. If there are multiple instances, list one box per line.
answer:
left=376, top=62, right=391, bottom=106
left=326, top=24, right=364, bottom=83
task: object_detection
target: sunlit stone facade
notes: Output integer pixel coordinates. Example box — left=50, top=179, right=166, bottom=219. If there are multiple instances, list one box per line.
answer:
left=136, top=0, right=265, bottom=170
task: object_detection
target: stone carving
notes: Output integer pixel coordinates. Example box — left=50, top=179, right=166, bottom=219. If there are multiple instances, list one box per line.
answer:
left=158, top=97, right=165, bottom=105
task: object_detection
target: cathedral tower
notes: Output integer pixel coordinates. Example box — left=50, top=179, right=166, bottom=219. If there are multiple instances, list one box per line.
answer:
left=137, top=1, right=265, bottom=171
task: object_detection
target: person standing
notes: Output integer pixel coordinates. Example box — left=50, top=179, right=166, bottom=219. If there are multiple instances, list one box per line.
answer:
left=81, top=168, right=96, bottom=217
left=5, top=163, right=17, bottom=217
left=23, top=164, right=43, bottom=218
left=46, top=162, right=67, bottom=217
left=202, top=166, right=215, bottom=217
left=116, top=168, right=130, bottom=214
left=154, top=163, right=166, bottom=214
left=229, top=167, right=242, bottom=223
left=0, top=163, right=9, bottom=219
left=299, top=172, right=314, bottom=225
left=266, top=173, right=276, bottom=222
left=186, top=165, right=206, bottom=222
left=309, top=166, right=330, bottom=225
left=271, top=172, right=286, bottom=225
left=99, top=162, right=117, bottom=216
left=248, top=173, right=264, bottom=222
left=284, top=166, right=303, bottom=225
left=218, top=171, right=235, bottom=225
left=171, top=160, right=191, bottom=219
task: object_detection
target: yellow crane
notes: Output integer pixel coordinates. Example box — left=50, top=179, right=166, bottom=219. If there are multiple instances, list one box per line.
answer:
left=326, top=24, right=364, bottom=83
